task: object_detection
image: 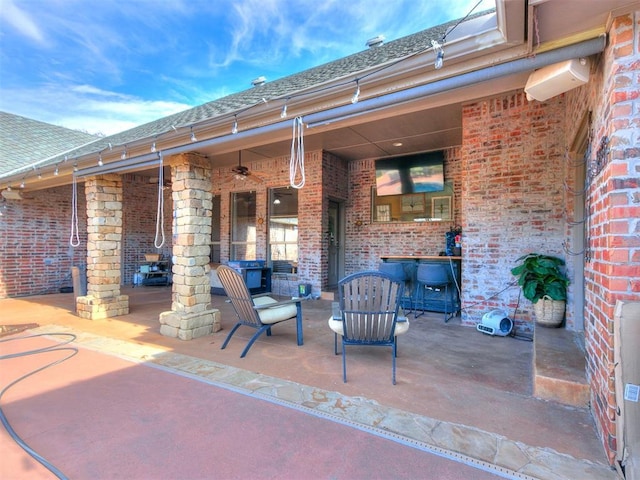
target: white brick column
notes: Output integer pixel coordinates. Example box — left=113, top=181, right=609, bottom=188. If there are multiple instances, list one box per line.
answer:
left=76, top=174, right=129, bottom=319
left=159, top=153, right=220, bottom=340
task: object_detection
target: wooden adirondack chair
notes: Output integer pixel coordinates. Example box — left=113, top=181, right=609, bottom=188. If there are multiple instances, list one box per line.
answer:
left=217, top=265, right=304, bottom=358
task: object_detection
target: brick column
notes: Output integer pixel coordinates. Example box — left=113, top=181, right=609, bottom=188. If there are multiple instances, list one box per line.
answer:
left=76, top=174, right=129, bottom=319
left=159, top=153, right=220, bottom=340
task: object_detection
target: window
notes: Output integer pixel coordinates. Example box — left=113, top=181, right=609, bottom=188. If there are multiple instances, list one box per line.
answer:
left=210, top=195, right=221, bottom=263
left=231, top=191, right=257, bottom=260
left=269, top=187, right=298, bottom=269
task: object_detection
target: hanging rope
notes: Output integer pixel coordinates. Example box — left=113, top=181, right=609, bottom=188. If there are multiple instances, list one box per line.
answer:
left=289, top=116, right=305, bottom=189
left=154, top=152, right=166, bottom=249
left=69, top=174, right=80, bottom=247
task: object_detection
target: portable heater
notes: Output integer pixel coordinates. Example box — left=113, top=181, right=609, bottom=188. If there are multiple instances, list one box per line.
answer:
left=477, top=309, right=513, bottom=337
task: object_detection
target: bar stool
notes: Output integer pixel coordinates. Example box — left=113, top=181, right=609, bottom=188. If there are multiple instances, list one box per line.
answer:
left=378, top=262, right=412, bottom=313
left=414, top=263, right=452, bottom=322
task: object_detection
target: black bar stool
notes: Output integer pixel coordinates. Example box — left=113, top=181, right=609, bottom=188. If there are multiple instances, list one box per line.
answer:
left=378, top=262, right=412, bottom=314
left=414, top=263, right=452, bottom=322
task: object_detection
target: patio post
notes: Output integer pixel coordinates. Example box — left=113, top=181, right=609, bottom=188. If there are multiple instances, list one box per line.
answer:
left=158, top=152, right=220, bottom=340
left=76, top=174, right=130, bottom=319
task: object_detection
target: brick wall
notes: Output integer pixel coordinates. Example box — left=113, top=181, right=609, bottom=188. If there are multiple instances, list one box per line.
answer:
left=210, top=151, right=327, bottom=296
left=579, top=12, right=640, bottom=464
left=460, top=92, right=568, bottom=332
left=344, top=148, right=462, bottom=275
left=122, top=173, right=172, bottom=284
left=0, top=184, right=87, bottom=297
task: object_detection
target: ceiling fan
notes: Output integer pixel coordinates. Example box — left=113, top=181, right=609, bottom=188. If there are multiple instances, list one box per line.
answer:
left=229, top=151, right=265, bottom=183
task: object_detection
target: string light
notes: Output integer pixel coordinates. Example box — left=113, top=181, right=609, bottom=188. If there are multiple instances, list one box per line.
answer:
left=351, top=80, right=360, bottom=104
left=232, top=116, right=238, bottom=134
left=98, top=153, right=103, bottom=166
left=280, top=102, right=288, bottom=119
left=20, top=180, right=25, bottom=188
left=37, top=171, right=42, bottom=179
left=151, top=141, right=157, bottom=153
left=190, top=127, right=197, bottom=142
left=121, top=146, right=127, bottom=160
left=54, top=166, right=59, bottom=176
left=432, top=40, right=444, bottom=69
left=73, top=163, right=78, bottom=172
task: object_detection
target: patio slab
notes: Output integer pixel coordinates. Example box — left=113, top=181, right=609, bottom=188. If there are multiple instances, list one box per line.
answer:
left=0, top=287, right=620, bottom=479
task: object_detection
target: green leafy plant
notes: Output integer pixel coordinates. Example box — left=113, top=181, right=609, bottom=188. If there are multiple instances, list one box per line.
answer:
left=511, top=253, right=569, bottom=303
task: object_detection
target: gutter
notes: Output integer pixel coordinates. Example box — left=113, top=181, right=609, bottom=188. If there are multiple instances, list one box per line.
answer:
left=73, top=34, right=603, bottom=178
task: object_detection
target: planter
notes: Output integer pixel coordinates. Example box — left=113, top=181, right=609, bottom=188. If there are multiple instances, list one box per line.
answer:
left=533, top=296, right=565, bottom=327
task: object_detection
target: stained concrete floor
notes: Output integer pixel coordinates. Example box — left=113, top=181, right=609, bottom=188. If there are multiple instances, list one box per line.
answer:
left=0, top=286, right=620, bottom=479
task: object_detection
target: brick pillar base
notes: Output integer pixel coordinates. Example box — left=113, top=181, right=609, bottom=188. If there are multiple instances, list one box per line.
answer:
left=159, top=310, right=221, bottom=340
left=76, top=295, right=130, bottom=320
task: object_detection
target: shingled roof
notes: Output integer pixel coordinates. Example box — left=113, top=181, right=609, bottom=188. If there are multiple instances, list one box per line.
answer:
left=0, top=111, right=100, bottom=176
left=0, top=10, right=490, bottom=180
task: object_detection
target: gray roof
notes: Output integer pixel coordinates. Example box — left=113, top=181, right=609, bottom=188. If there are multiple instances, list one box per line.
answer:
left=0, top=11, right=489, bottom=179
left=0, top=111, right=99, bottom=176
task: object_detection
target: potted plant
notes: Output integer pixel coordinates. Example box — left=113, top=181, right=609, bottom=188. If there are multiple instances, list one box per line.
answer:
left=510, top=253, right=570, bottom=327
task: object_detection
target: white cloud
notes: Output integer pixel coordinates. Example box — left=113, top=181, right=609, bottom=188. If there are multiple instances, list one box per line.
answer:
left=1, top=84, right=191, bottom=136
left=1, top=0, right=46, bottom=44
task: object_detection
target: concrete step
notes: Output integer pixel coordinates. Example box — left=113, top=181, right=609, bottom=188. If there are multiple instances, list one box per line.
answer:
left=533, top=327, right=590, bottom=407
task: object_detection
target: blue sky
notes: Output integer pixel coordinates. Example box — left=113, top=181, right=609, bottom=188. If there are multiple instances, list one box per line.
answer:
left=0, top=0, right=494, bottom=136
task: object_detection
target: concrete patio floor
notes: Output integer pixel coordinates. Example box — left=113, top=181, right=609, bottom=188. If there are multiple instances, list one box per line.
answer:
left=0, top=286, right=619, bottom=479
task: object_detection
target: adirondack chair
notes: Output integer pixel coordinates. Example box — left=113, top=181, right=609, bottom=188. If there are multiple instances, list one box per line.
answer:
left=217, top=265, right=303, bottom=358
left=328, top=271, right=409, bottom=384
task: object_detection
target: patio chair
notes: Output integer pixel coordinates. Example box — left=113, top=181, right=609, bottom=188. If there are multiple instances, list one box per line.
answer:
left=216, top=265, right=304, bottom=358
left=328, top=271, right=409, bottom=384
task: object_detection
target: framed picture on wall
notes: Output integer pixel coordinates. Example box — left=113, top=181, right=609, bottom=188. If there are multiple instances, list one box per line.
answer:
left=431, top=196, right=451, bottom=220
left=401, top=194, right=424, bottom=213
left=375, top=204, right=391, bottom=222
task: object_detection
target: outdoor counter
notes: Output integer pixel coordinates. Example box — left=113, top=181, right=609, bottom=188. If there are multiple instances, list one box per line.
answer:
left=380, top=255, right=462, bottom=314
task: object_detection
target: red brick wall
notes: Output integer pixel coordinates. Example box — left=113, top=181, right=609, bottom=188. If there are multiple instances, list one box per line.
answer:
left=0, top=185, right=87, bottom=297
left=210, top=151, right=327, bottom=296
left=344, top=148, right=462, bottom=274
left=460, top=92, right=568, bottom=332
left=580, top=12, right=640, bottom=464
left=122, top=173, right=173, bottom=284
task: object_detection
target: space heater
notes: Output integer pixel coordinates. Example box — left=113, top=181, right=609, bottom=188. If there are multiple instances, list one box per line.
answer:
left=477, top=309, right=513, bottom=337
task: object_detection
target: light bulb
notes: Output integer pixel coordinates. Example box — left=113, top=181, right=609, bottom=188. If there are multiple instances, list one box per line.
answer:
left=151, top=142, right=157, bottom=153
left=280, top=104, right=288, bottom=119
left=20, top=181, right=25, bottom=188
left=121, top=148, right=127, bottom=160
left=54, top=167, right=59, bottom=176
left=351, top=82, right=360, bottom=104
left=98, top=154, right=103, bottom=166
left=190, top=128, right=197, bottom=142
left=432, top=40, right=444, bottom=69
left=232, top=118, right=238, bottom=134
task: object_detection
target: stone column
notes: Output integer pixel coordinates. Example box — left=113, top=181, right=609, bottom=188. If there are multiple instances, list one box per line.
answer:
left=76, top=174, right=129, bottom=319
left=159, top=153, right=220, bottom=340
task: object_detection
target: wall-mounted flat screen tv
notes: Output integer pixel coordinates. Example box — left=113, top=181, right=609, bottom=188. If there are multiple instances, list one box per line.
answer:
left=375, top=151, right=444, bottom=196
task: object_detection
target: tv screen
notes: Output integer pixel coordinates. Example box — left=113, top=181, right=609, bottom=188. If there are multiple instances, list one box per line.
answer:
left=375, top=151, right=444, bottom=196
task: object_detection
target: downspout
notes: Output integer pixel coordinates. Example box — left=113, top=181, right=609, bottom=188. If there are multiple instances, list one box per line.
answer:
left=77, top=35, right=606, bottom=177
